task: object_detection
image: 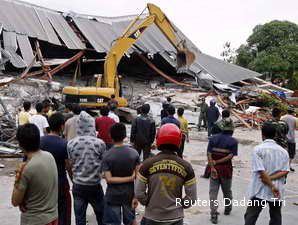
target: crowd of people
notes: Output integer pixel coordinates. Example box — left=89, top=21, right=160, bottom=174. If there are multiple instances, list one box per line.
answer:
left=10, top=96, right=297, bottom=225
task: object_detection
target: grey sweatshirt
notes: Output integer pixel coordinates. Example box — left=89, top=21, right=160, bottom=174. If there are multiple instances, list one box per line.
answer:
left=67, top=111, right=106, bottom=186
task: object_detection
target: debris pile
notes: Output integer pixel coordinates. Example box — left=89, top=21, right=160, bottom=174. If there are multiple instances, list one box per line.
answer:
left=0, top=76, right=62, bottom=142
left=127, top=77, right=296, bottom=130
left=215, top=85, right=293, bottom=129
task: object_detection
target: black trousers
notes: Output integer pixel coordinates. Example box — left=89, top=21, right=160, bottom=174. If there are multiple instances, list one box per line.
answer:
left=244, top=198, right=282, bottom=225
left=134, top=143, right=151, bottom=160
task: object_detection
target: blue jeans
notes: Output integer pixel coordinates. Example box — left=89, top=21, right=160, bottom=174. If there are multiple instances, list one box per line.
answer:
left=72, top=183, right=104, bottom=225
left=103, top=200, right=135, bottom=225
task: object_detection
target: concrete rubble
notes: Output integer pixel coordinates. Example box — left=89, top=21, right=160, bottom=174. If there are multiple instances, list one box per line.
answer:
left=0, top=76, right=62, bottom=143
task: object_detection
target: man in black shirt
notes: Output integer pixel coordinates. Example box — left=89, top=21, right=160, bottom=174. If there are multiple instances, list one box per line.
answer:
left=207, top=99, right=220, bottom=136
left=102, top=123, right=140, bottom=225
left=131, top=104, right=156, bottom=160
left=40, top=113, right=72, bottom=225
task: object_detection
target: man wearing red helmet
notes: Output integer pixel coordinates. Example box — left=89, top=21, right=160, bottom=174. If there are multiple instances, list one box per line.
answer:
left=135, top=124, right=197, bottom=225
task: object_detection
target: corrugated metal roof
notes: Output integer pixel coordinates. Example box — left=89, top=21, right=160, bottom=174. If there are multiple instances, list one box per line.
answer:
left=34, top=8, right=61, bottom=45
left=72, top=13, right=261, bottom=84
left=195, top=53, right=262, bottom=84
left=3, top=31, right=26, bottom=68
left=16, top=34, right=35, bottom=66
left=0, top=0, right=262, bottom=83
left=72, top=17, right=116, bottom=52
left=0, top=0, right=85, bottom=49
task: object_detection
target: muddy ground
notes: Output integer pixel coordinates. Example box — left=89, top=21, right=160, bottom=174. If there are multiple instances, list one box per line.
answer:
left=1, top=127, right=298, bottom=225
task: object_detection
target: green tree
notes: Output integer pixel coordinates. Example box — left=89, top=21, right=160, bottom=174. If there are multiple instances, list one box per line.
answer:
left=235, top=20, right=298, bottom=90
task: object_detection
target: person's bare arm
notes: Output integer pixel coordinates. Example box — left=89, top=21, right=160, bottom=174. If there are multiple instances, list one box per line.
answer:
left=270, top=171, right=289, bottom=180
left=65, top=159, right=73, bottom=181
left=207, top=152, right=214, bottom=166
left=11, top=188, right=25, bottom=207
left=208, top=152, right=218, bottom=179
left=214, top=154, right=234, bottom=165
left=104, top=171, right=135, bottom=184
left=135, top=174, right=148, bottom=205
left=259, top=171, right=280, bottom=198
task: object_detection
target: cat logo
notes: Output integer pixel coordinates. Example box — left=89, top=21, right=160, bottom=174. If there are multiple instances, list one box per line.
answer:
left=129, top=27, right=146, bottom=40
left=133, top=30, right=141, bottom=39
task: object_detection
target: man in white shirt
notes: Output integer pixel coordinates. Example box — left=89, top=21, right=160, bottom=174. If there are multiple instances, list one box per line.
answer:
left=244, top=122, right=289, bottom=225
left=29, top=102, right=49, bottom=137
left=64, top=104, right=81, bottom=141
left=281, top=107, right=297, bottom=172
left=108, top=105, right=120, bottom=123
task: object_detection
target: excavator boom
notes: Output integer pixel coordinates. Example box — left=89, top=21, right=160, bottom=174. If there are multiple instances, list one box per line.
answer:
left=102, top=3, right=195, bottom=89
left=62, top=3, right=195, bottom=109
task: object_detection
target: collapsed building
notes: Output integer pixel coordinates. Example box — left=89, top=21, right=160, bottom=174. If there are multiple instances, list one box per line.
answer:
left=0, top=0, right=267, bottom=86
left=0, top=0, right=296, bottom=144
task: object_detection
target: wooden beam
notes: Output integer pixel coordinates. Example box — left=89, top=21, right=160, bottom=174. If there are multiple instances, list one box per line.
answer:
left=47, top=51, right=84, bottom=77
left=217, top=95, right=252, bottom=129
left=138, top=54, right=192, bottom=87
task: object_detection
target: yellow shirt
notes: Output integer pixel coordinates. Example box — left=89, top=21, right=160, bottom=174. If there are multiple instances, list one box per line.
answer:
left=178, top=116, right=189, bottom=135
left=18, top=111, right=30, bottom=125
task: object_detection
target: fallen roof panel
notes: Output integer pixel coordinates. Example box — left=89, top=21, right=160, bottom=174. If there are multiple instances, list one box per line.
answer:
left=35, top=8, right=61, bottom=46
left=16, top=34, right=35, bottom=66
left=3, top=31, right=26, bottom=68
left=195, top=53, right=262, bottom=84
left=73, top=17, right=111, bottom=52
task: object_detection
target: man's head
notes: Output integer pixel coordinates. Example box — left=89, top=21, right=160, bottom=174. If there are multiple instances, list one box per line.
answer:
left=262, top=122, right=276, bottom=140
left=35, top=102, right=43, bottom=113
left=141, top=104, right=150, bottom=114
left=288, top=106, right=295, bottom=115
left=64, top=103, right=73, bottom=113
left=222, top=109, right=230, bottom=119
left=48, top=113, right=65, bottom=133
left=167, top=97, right=172, bottom=103
left=42, top=100, right=51, bottom=114
left=272, top=108, right=282, bottom=120
left=177, top=107, right=184, bottom=117
left=23, top=101, right=31, bottom=112
left=111, top=94, right=115, bottom=99
left=210, top=99, right=216, bottom=106
left=167, top=105, right=175, bottom=116
left=110, top=123, right=126, bottom=143
left=72, top=104, right=82, bottom=115
left=162, top=102, right=169, bottom=110
left=17, top=124, right=40, bottom=152
left=156, top=124, right=182, bottom=152
left=100, top=106, right=110, bottom=116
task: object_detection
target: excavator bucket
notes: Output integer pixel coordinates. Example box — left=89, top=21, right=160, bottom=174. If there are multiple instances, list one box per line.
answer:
left=177, top=48, right=196, bottom=68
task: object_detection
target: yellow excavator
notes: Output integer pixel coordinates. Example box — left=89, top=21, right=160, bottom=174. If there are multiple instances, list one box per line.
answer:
left=62, top=3, right=195, bottom=108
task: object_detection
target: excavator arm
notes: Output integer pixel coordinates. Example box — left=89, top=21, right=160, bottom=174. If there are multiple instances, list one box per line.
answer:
left=102, top=3, right=195, bottom=91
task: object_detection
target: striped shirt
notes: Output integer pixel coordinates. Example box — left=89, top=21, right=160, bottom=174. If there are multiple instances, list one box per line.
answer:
left=248, top=139, right=289, bottom=201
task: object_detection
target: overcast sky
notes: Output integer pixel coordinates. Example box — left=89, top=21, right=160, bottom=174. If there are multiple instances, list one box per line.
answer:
left=22, top=0, right=298, bottom=58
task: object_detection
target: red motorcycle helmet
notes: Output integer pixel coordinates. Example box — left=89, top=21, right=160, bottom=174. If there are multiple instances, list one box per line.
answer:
left=156, top=124, right=182, bottom=149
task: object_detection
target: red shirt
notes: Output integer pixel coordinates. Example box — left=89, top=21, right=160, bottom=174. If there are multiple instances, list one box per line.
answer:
left=95, top=116, right=116, bottom=144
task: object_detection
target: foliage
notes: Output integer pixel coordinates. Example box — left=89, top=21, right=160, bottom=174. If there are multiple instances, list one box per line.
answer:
left=286, top=72, right=298, bottom=90
left=258, top=93, right=288, bottom=112
left=235, top=20, right=298, bottom=90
